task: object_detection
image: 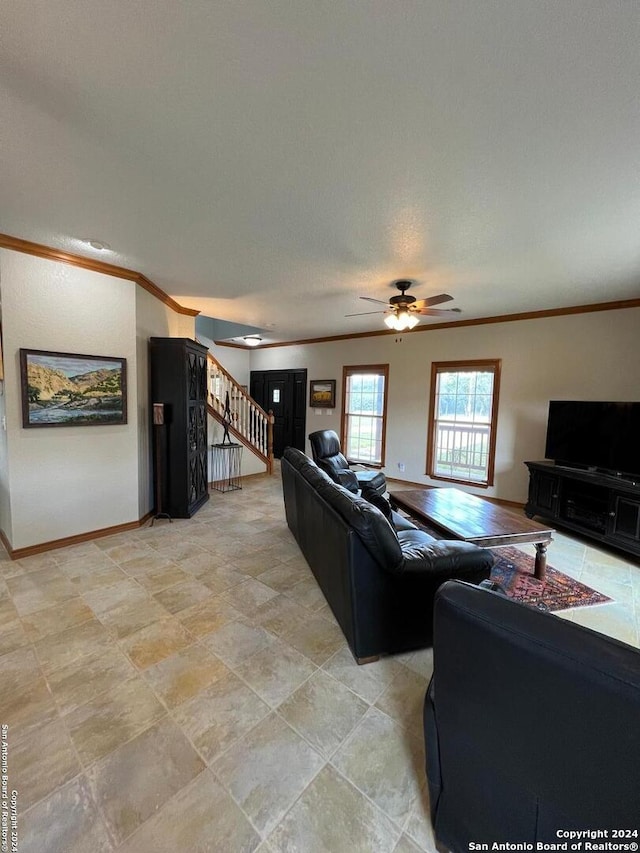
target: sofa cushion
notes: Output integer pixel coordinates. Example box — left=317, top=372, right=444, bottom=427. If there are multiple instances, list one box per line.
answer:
left=396, top=531, right=495, bottom=577
left=286, top=447, right=334, bottom=490
left=393, top=512, right=418, bottom=532
left=360, top=487, right=393, bottom=519
left=314, top=477, right=404, bottom=572
left=284, top=447, right=405, bottom=572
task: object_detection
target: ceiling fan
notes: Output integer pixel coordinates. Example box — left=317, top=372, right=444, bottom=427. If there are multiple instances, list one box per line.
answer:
left=346, top=280, right=462, bottom=331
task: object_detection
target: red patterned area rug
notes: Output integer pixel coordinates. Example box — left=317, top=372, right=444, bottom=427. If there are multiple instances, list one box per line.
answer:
left=490, top=546, right=612, bottom=612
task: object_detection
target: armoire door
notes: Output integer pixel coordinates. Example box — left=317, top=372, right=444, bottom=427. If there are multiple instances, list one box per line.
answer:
left=150, top=337, right=209, bottom=518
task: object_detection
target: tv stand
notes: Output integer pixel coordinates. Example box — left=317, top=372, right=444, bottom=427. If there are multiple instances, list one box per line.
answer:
left=525, top=461, right=640, bottom=558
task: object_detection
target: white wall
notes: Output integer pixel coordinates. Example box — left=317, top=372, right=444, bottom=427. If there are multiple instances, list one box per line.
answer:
left=208, top=340, right=251, bottom=388
left=249, top=308, right=640, bottom=502
left=0, top=250, right=140, bottom=549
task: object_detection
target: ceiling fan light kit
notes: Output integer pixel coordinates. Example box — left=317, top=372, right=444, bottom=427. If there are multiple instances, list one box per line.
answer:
left=346, top=279, right=462, bottom=331
left=384, top=311, right=420, bottom=331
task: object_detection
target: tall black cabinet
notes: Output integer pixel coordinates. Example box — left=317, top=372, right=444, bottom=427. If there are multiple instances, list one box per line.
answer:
left=149, top=338, right=209, bottom=518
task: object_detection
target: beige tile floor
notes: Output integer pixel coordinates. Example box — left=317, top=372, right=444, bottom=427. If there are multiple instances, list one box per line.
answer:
left=1, top=470, right=638, bottom=852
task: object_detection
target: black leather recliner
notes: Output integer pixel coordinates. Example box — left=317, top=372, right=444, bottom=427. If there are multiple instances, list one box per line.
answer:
left=308, top=429, right=387, bottom=496
left=424, top=581, right=640, bottom=847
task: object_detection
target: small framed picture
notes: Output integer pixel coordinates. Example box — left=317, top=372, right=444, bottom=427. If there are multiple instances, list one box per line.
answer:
left=309, top=379, right=336, bottom=408
left=20, top=349, right=127, bottom=428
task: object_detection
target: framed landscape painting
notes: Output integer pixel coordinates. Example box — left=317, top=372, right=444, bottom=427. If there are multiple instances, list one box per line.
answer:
left=309, top=379, right=336, bottom=408
left=20, top=349, right=127, bottom=428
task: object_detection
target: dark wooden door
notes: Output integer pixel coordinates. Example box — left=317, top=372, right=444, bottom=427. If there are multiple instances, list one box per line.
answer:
left=250, top=369, right=307, bottom=458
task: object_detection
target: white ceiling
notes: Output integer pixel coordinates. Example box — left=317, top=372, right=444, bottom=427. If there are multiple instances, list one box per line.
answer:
left=1, top=1, right=639, bottom=344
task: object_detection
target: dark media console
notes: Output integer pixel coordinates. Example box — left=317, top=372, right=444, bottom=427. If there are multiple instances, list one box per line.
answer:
left=525, top=460, right=640, bottom=559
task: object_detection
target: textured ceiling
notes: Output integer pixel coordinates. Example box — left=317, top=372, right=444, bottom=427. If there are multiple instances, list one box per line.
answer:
left=1, top=0, right=639, bottom=344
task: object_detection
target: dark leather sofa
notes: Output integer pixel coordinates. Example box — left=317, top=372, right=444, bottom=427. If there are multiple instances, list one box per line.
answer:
left=424, top=580, right=640, bottom=847
left=281, top=446, right=494, bottom=661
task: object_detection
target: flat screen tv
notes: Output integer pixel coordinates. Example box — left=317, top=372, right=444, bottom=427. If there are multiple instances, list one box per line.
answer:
left=545, top=401, right=640, bottom=478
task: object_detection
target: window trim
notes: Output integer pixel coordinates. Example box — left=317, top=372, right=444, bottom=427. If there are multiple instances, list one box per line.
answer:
left=426, top=359, right=501, bottom=488
left=341, top=364, right=389, bottom=468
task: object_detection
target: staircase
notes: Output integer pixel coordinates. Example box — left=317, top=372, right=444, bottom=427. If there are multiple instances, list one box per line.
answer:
left=206, top=352, right=275, bottom=474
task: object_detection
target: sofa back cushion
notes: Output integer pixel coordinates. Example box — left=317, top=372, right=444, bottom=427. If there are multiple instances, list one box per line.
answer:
left=284, top=447, right=403, bottom=571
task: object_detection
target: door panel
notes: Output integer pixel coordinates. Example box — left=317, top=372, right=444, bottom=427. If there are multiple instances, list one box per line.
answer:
left=250, top=369, right=307, bottom=458
left=267, top=378, right=287, bottom=458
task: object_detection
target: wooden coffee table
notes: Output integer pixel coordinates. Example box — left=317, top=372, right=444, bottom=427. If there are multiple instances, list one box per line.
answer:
left=389, top=487, right=554, bottom=580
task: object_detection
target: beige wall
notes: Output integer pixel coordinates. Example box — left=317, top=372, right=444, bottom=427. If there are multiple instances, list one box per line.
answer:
left=249, top=308, right=640, bottom=502
left=0, top=249, right=194, bottom=551
left=0, top=250, right=140, bottom=549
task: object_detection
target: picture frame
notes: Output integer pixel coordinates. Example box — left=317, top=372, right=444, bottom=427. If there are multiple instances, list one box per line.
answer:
left=309, top=379, right=336, bottom=408
left=20, top=349, right=127, bottom=428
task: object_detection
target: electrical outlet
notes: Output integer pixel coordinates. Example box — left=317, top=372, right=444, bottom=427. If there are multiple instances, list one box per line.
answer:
left=398, top=462, right=405, bottom=472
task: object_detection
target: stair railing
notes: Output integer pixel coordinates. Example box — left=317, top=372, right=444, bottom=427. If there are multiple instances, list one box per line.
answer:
left=206, top=352, right=274, bottom=473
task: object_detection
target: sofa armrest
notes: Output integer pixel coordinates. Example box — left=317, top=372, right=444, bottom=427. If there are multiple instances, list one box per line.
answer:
left=423, top=678, right=441, bottom=823
left=335, top=469, right=359, bottom=493
left=392, top=511, right=417, bottom=532
left=396, top=535, right=495, bottom=577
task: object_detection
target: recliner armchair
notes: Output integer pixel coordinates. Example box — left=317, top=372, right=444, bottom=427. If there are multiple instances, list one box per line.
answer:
left=424, top=580, right=640, bottom=847
left=308, top=429, right=387, bottom=496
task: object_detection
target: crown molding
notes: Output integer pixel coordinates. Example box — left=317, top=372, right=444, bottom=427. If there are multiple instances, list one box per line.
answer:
left=3, top=233, right=638, bottom=341
left=214, top=296, right=640, bottom=349
left=0, top=233, right=199, bottom=317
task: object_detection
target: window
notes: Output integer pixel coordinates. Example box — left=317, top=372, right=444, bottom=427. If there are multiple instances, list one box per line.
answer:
left=341, top=365, right=389, bottom=466
left=427, top=360, right=501, bottom=487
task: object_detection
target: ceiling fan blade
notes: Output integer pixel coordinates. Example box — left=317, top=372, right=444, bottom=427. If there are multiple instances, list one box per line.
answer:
left=416, top=307, right=462, bottom=316
left=345, top=310, right=388, bottom=317
left=359, top=296, right=391, bottom=306
left=412, top=293, right=454, bottom=310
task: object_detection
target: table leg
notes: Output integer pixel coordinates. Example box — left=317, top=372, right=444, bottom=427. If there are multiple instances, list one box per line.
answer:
left=534, top=542, right=547, bottom=581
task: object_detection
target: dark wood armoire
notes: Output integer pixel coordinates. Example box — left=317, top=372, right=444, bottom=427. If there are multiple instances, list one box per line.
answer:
left=149, top=337, right=209, bottom=518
